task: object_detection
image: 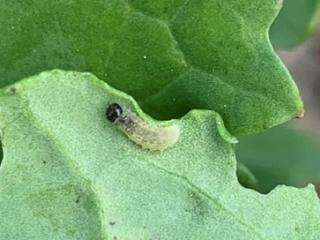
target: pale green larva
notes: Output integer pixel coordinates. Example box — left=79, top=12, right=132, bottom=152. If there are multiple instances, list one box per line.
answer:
left=106, top=103, right=179, bottom=151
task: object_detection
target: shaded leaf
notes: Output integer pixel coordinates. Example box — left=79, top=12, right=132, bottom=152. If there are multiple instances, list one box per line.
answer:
left=0, top=70, right=319, bottom=239
left=0, top=0, right=303, bottom=135
left=237, top=124, right=320, bottom=193
left=270, top=0, right=320, bottom=49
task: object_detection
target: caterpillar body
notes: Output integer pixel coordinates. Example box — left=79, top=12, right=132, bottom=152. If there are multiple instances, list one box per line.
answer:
left=106, top=103, right=180, bottom=151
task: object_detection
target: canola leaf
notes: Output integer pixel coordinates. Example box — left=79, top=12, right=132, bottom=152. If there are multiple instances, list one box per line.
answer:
left=270, top=0, right=320, bottom=49
left=0, top=0, right=303, bottom=135
left=0, top=70, right=318, bottom=239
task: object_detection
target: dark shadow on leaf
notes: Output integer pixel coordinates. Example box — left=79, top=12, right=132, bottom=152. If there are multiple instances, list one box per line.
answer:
left=0, top=141, right=2, bottom=167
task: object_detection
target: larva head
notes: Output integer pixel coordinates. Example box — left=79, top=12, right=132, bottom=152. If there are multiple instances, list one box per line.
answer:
left=106, top=103, right=123, bottom=122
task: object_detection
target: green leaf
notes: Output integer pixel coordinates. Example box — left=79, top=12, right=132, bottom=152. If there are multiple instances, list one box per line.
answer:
left=0, top=0, right=303, bottom=135
left=0, top=70, right=319, bottom=239
left=270, top=0, right=320, bottom=49
left=237, top=124, right=320, bottom=193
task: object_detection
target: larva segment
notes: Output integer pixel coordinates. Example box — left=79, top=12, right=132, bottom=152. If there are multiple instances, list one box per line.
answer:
left=106, top=103, right=180, bottom=151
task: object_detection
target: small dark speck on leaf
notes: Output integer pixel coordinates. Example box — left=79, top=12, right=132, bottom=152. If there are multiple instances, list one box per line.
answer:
left=109, top=221, right=116, bottom=226
left=42, top=161, right=47, bottom=164
left=75, top=196, right=81, bottom=204
left=7, top=85, right=16, bottom=95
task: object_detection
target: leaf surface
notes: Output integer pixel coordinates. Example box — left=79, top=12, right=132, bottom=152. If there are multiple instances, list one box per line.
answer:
left=0, top=0, right=303, bottom=135
left=0, top=70, right=318, bottom=239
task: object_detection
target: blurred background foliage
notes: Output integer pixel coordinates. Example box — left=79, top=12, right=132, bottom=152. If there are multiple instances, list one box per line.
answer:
left=237, top=124, right=320, bottom=194
left=237, top=0, right=320, bottom=194
left=270, top=0, right=320, bottom=49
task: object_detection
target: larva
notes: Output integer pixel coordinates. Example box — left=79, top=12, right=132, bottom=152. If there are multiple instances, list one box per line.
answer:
left=106, top=103, right=180, bottom=151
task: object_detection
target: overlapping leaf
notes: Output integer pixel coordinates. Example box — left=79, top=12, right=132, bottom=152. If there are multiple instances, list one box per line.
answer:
left=0, top=0, right=303, bottom=135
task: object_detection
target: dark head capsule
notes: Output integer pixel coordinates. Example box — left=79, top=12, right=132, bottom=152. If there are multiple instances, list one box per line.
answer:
left=106, top=103, right=123, bottom=122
